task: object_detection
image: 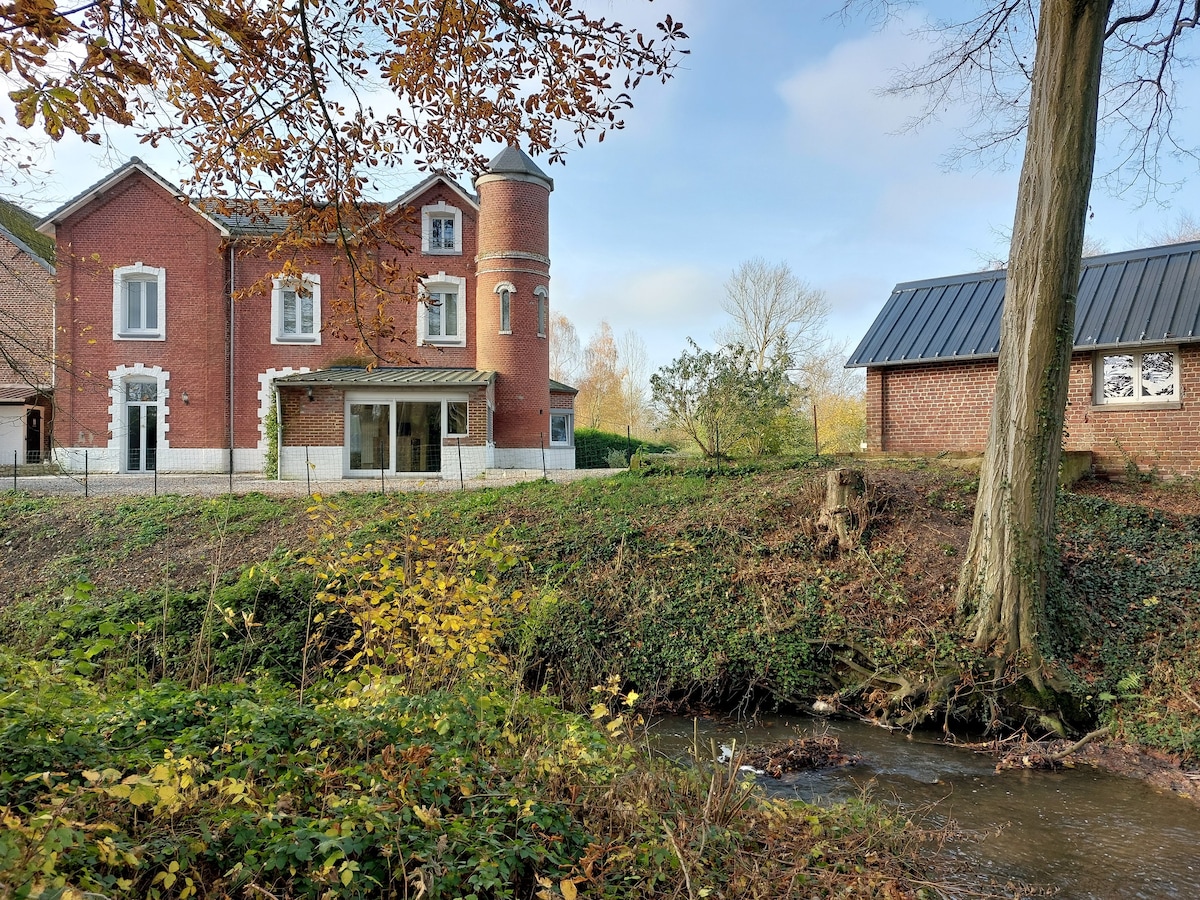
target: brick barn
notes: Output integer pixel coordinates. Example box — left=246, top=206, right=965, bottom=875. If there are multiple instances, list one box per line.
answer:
left=36, top=148, right=576, bottom=480
left=848, top=241, right=1200, bottom=477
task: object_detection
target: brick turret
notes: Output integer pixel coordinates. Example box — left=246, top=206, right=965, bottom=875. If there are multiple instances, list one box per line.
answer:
left=474, top=147, right=553, bottom=452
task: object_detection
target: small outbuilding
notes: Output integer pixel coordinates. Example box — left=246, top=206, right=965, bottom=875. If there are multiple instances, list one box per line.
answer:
left=848, top=240, right=1200, bottom=477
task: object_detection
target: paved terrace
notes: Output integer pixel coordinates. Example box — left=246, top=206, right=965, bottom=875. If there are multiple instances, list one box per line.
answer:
left=4, top=468, right=622, bottom=498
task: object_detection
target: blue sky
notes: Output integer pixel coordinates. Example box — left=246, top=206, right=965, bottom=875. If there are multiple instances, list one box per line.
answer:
left=16, top=1, right=1200, bottom=373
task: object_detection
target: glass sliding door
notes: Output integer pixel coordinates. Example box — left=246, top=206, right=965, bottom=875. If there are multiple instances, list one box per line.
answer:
left=345, top=397, right=451, bottom=476
left=348, top=403, right=391, bottom=473
left=395, top=402, right=441, bottom=473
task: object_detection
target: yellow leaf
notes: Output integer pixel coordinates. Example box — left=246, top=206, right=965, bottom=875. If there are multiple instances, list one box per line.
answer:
left=561, top=879, right=578, bottom=900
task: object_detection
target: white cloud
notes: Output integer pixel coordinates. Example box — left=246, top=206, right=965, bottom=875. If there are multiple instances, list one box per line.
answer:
left=776, top=17, right=973, bottom=172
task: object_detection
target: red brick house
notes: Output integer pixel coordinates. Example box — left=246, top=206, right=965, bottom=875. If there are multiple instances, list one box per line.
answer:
left=37, top=149, right=576, bottom=479
left=848, top=241, right=1200, bottom=477
left=0, top=199, right=55, bottom=465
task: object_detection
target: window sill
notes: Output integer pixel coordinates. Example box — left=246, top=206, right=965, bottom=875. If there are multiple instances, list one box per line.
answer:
left=498, top=330, right=512, bottom=335
left=424, top=247, right=461, bottom=256
left=1090, top=400, right=1182, bottom=412
left=421, top=337, right=467, bottom=347
left=115, top=332, right=165, bottom=341
left=273, top=335, right=320, bottom=344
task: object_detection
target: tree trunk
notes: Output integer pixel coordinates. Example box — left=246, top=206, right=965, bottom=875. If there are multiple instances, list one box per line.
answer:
left=955, top=0, right=1111, bottom=671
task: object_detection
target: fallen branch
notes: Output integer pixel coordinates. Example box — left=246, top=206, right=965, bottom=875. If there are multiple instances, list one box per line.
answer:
left=1047, top=727, right=1109, bottom=762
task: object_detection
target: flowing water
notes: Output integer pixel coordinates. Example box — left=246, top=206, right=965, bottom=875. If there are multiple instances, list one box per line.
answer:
left=651, top=715, right=1200, bottom=899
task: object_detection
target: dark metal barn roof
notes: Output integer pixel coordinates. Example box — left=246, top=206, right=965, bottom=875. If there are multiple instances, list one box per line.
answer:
left=847, top=240, right=1200, bottom=368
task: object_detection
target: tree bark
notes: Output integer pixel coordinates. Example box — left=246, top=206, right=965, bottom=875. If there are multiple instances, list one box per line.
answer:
left=956, top=0, right=1111, bottom=671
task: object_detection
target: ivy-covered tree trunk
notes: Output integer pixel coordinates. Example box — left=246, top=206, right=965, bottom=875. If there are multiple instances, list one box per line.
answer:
left=956, top=0, right=1111, bottom=672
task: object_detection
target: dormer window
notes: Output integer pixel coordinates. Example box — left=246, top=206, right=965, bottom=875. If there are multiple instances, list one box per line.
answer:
left=422, top=202, right=463, bottom=255
left=113, top=263, right=166, bottom=341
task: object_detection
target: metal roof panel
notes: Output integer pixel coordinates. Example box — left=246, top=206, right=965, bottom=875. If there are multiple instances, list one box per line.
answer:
left=848, top=240, right=1200, bottom=367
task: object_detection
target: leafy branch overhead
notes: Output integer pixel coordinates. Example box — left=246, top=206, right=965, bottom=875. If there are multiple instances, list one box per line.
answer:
left=1, top=0, right=689, bottom=200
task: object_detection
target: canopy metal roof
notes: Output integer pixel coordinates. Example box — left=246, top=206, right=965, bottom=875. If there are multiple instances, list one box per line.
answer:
left=274, top=367, right=496, bottom=388
left=848, top=240, right=1200, bottom=368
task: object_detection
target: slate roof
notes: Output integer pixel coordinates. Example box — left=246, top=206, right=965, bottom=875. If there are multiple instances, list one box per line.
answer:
left=483, top=146, right=553, bottom=189
left=274, top=367, right=497, bottom=388
left=848, top=240, right=1200, bottom=368
left=549, top=379, right=579, bottom=394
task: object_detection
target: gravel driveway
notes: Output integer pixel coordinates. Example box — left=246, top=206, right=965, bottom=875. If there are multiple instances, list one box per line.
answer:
left=5, top=468, right=621, bottom=498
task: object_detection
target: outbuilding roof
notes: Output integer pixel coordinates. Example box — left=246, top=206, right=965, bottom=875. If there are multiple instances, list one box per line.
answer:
left=847, top=240, right=1200, bottom=368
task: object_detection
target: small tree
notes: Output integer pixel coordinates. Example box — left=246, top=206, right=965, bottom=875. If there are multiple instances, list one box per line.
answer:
left=650, top=339, right=799, bottom=458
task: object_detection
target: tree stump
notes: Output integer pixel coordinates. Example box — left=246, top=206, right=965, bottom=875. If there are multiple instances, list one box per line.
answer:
left=817, top=468, right=865, bottom=552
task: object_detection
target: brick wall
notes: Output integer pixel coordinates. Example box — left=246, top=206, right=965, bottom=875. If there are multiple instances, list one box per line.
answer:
left=54, top=172, right=228, bottom=454
left=279, top=385, right=343, bottom=446
left=866, top=345, right=1200, bottom=476
left=474, top=175, right=551, bottom=448
left=0, top=233, right=55, bottom=390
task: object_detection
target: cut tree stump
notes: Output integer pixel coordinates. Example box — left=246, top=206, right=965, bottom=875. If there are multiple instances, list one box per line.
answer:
left=817, top=468, right=865, bottom=552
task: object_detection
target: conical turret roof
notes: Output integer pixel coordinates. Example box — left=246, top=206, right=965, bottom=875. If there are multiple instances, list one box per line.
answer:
left=484, top=146, right=553, bottom=190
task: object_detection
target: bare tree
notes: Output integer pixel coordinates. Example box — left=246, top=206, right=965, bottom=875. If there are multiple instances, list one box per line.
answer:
left=850, top=0, right=1200, bottom=676
left=1146, top=212, right=1200, bottom=245
left=549, top=312, right=584, bottom=386
left=617, top=329, right=652, bottom=437
left=717, top=258, right=829, bottom=372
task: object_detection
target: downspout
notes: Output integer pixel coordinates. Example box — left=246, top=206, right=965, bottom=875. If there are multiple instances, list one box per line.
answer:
left=274, top=380, right=282, bottom=480
left=228, top=244, right=236, bottom=476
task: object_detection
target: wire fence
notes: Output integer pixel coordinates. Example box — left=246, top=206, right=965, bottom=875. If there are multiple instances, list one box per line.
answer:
left=0, top=435, right=642, bottom=499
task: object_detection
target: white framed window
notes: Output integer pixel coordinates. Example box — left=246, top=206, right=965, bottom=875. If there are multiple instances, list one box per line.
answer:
left=535, top=286, right=548, bottom=338
left=418, top=273, right=467, bottom=346
left=447, top=400, right=469, bottom=437
left=1095, top=348, right=1180, bottom=405
left=113, top=263, right=166, bottom=341
left=271, top=273, right=321, bottom=344
left=495, top=281, right=515, bottom=333
left=421, top=202, right=462, bottom=255
left=550, top=409, right=573, bottom=446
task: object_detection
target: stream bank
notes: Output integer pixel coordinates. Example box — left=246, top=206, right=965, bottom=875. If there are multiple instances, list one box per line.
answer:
left=652, top=714, right=1200, bottom=899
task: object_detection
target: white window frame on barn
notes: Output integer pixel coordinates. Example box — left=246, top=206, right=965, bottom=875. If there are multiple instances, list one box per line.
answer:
left=113, top=263, right=166, bottom=341
left=1093, top=347, right=1181, bottom=407
left=421, top=202, right=462, bottom=255
left=271, top=273, right=321, bottom=344
left=417, top=273, right=468, bottom=347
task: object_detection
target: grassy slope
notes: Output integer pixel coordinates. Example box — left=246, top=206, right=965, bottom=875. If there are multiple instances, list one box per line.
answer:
left=1, top=463, right=1198, bottom=758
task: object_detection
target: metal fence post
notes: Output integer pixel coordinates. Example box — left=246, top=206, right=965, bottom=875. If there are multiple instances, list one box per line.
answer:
left=12, top=450, right=16, bottom=491
left=457, top=437, right=464, bottom=490
left=540, top=433, right=547, bottom=480
left=715, top=423, right=721, bottom=475
left=84, top=450, right=89, bottom=498
left=305, top=445, right=311, bottom=496
left=379, top=436, right=385, bottom=493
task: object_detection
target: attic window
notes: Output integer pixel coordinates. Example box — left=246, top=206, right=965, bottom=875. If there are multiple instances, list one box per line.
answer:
left=422, top=202, right=462, bottom=255
left=1095, top=348, right=1179, bottom=405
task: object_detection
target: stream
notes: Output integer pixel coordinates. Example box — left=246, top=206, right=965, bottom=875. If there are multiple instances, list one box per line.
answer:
left=651, top=715, right=1200, bottom=899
